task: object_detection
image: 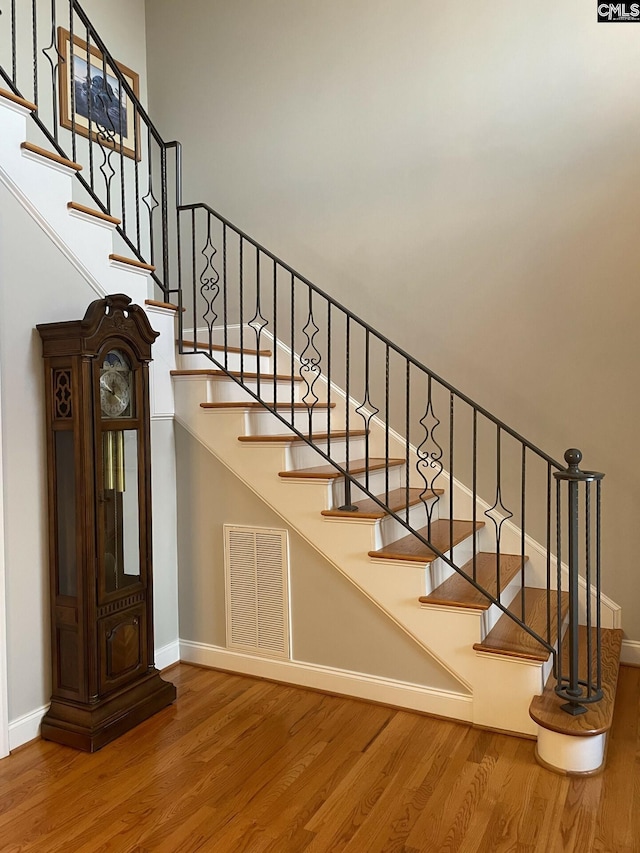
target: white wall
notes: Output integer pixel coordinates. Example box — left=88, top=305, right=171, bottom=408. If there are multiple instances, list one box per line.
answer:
left=175, top=423, right=463, bottom=691
left=144, top=0, right=640, bottom=641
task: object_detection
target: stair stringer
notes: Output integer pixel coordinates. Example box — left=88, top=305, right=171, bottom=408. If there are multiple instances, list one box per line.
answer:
left=174, top=375, right=548, bottom=735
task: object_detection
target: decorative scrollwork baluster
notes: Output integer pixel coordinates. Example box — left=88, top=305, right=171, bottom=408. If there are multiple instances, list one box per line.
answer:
left=199, top=217, right=220, bottom=349
left=248, top=248, right=268, bottom=348
left=42, top=1, right=63, bottom=140
left=416, top=377, right=443, bottom=536
left=484, top=426, right=514, bottom=602
left=355, top=330, right=379, bottom=492
left=299, top=290, right=321, bottom=431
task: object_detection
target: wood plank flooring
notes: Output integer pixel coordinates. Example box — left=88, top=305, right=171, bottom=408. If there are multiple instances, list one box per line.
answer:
left=1, top=663, right=639, bottom=852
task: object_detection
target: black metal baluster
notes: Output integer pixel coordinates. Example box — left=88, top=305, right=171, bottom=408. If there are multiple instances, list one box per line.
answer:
left=32, top=0, right=38, bottom=109
left=69, top=4, right=77, bottom=164
left=119, top=94, right=126, bottom=235
left=290, top=272, right=295, bottom=423
left=199, top=213, right=219, bottom=354
left=585, top=480, right=592, bottom=699
left=355, top=329, right=378, bottom=493
left=161, top=144, right=169, bottom=290
left=272, top=259, right=277, bottom=410
left=326, top=302, right=332, bottom=450
left=472, top=410, right=477, bottom=582
left=222, top=225, right=228, bottom=368
left=449, top=392, right=454, bottom=558
left=385, top=344, right=390, bottom=509
left=339, top=316, right=357, bottom=511
left=239, top=237, right=244, bottom=380
left=416, top=375, right=442, bottom=541
left=405, top=360, right=410, bottom=526
left=596, top=479, right=602, bottom=693
left=555, top=476, right=562, bottom=685
left=134, top=106, right=141, bottom=251
left=484, top=426, right=514, bottom=605
left=190, top=208, right=196, bottom=351
left=11, top=0, right=16, bottom=85
left=85, top=25, right=94, bottom=192
left=176, top=208, right=183, bottom=350
left=142, top=126, right=158, bottom=267
left=521, top=446, right=526, bottom=622
left=300, top=287, right=321, bottom=438
left=546, top=462, right=552, bottom=645
left=42, top=0, right=60, bottom=142
left=249, top=246, right=268, bottom=400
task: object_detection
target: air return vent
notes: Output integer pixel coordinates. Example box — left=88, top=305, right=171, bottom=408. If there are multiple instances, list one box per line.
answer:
left=224, top=525, right=290, bottom=659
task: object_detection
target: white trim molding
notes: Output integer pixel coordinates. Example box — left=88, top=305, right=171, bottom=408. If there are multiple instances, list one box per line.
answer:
left=9, top=704, right=49, bottom=752
left=179, top=640, right=472, bottom=721
left=621, top=640, right=640, bottom=667
left=155, top=640, right=181, bottom=671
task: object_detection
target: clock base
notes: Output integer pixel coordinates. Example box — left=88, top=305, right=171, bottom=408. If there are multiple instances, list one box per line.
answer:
left=41, top=669, right=176, bottom=752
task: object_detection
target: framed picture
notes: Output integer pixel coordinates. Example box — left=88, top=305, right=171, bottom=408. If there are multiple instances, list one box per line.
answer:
left=57, top=27, right=140, bottom=160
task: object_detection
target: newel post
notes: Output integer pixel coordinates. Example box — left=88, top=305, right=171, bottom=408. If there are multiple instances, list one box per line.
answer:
left=553, top=448, right=605, bottom=716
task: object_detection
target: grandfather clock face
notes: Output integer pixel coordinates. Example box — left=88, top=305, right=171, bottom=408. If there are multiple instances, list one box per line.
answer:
left=99, top=349, right=133, bottom=419
left=98, top=347, right=141, bottom=596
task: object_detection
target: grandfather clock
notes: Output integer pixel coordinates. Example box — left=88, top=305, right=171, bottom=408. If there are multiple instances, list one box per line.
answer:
left=37, top=294, right=175, bottom=752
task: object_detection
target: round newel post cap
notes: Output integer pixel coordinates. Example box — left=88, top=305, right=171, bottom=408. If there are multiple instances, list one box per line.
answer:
left=564, top=448, right=582, bottom=472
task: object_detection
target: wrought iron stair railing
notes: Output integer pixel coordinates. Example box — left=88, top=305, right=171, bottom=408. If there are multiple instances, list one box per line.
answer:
left=0, top=0, right=604, bottom=715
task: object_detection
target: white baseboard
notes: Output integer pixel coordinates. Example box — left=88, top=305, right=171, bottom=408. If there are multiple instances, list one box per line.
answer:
left=9, top=704, right=49, bottom=752
left=621, top=640, right=640, bottom=666
left=155, top=639, right=181, bottom=671
left=179, top=640, right=472, bottom=721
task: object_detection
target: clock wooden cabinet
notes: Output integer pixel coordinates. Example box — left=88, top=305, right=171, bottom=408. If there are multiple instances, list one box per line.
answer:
left=37, top=294, right=176, bottom=751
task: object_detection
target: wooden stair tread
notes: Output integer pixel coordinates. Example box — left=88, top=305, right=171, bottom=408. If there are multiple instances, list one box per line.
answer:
left=21, top=141, right=82, bottom=171
left=368, top=519, right=484, bottom=564
left=109, top=253, right=155, bottom=272
left=473, top=588, right=569, bottom=662
left=0, top=88, right=37, bottom=112
left=67, top=201, right=120, bottom=225
left=239, top=430, right=367, bottom=443
left=145, top=299, right=183, bottom=312
left=181, top=339, right=271, bottom=357
left=321, top=487, right=443, bottom=520
left=529, top=627, right=623, bottom=737
left=200, top=401, right=336, bottom=410
left=171, top=369, right=303, bottom=382
left=279, top=458, right=405, bottom=480
left=419, top=553, right=527, bottom=610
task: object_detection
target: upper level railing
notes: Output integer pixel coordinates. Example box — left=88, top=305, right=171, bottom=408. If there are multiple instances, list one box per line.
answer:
left=0, top=0, right=604, bottom=715
left=0, top=0, right=181, bottom=296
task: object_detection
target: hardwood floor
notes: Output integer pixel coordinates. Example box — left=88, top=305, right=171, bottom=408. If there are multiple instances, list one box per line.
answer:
left=1, top=663, right=639, bottom=852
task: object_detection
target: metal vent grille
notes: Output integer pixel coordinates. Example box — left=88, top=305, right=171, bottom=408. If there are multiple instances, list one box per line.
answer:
left=224, top=525, right=290, bottom=659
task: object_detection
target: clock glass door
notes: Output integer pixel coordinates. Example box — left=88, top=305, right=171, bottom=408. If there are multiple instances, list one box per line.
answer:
left=101, top=429, right=141, bottom=593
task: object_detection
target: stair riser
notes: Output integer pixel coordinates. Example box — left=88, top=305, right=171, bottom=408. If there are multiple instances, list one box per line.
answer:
left=285, top=436, right=368, bottom=470
left=380, top=497, right=442, bottom=546
left=246, top=407, right=342, bottom=436
left=479, top=575, right=522, bottom=637
left=427, top=533, right=484, bottom=593
left=207, top=377, right=304, bottom=404
left=331, top=466, right=406, bottom=505
left=178, top=350, right=271, bottom=373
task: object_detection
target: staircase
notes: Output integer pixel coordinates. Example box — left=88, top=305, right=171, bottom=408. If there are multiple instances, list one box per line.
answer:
left=0, top=1, right=624, bottom=775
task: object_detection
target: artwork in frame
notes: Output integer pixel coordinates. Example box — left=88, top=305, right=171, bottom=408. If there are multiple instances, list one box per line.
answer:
left=57, top=27, right=140, bottom=160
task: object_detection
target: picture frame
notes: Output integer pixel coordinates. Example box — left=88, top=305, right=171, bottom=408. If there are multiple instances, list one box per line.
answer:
left=57, top=27, right=140, bottom=160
